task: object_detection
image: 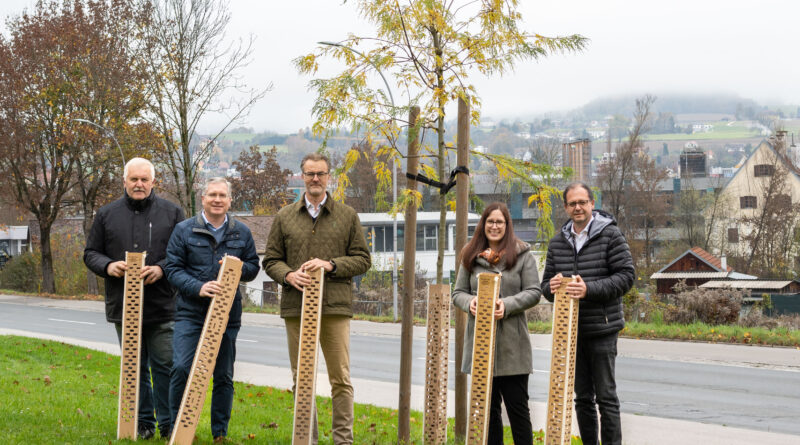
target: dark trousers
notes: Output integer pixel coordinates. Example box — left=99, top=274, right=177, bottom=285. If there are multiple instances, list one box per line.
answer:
left=114, top=321, right=174, bottom=436
left=574, top=332, right=621, bottom=445
left=488, top=374, right=533, bottom=445
left=169, top=318, right=239, bottom=438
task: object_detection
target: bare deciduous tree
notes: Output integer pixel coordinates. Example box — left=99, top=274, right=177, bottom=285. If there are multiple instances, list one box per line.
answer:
left=144, top=0, right=270, bottom=215
left=596, top=95, right=656, bottom=235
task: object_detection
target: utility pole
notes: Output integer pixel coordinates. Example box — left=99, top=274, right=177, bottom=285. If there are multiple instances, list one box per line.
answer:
left=454, top=96, right=470, bottom=440
left=398, top=105, right=420, bottom=443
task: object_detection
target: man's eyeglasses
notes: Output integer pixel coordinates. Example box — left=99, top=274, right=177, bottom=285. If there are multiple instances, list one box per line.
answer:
left=303, top=171, right=329, bottom=179
left=486, top=220, right=506, bottom=227
left=567, top=200, right=591, bottom=208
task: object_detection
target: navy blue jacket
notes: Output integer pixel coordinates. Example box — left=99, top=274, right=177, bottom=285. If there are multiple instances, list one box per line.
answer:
left=164, top=213, right=260, bottom=328
left=542, top=209, right=634, bottom=338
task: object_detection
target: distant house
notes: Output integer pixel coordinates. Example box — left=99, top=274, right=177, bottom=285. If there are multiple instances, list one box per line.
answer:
left=0, top=226, right=31, bottom=256
left=233, top=215, right=274, bottom=304
left=650, top=246, right=755, bottom=294
left=705, top=136, right=800, bottom=261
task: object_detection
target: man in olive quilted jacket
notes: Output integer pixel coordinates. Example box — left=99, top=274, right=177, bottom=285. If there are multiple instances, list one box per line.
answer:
left=263, top=153, right=371, bottom=445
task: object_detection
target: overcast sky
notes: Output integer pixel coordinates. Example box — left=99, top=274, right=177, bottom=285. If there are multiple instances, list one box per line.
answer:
left=1, top=0, right=798, bottom=134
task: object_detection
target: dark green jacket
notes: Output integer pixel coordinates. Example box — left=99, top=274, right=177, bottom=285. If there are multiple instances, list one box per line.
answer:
left=262, top=193, right=371, bottom=317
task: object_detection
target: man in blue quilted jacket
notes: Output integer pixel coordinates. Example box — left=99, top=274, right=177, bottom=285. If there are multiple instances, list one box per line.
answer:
left=164, top=177, right=260, bottom=442
left=542, top=182, right=634, bottom=445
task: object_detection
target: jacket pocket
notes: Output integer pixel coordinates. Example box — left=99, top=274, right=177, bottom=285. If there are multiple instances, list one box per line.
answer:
left=223, top=239, right=244, bottom=258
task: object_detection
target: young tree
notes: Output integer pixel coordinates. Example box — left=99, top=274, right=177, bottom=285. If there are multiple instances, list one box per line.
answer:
left=228, top=145, right=292, bottom=215
left=295, top=0, right=586, bottom=283
left=143, top=0, right=269, bottom=216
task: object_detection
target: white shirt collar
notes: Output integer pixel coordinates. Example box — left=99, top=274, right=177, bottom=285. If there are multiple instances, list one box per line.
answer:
left=571, top=214, right=594, bottom=236
left=304, top=193, right=327, bottom=218
left=201, top=210, right=228, bottom=231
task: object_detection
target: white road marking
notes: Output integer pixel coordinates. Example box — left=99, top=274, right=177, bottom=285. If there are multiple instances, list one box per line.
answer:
left=238, top=339, right=258, bottom=343
left=47, top=318, right=95, bottom=325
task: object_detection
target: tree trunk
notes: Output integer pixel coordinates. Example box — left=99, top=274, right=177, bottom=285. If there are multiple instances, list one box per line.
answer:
left=397, top=106, right=420, bottom=444
left=453, top=96, right=470, bottom=441
left=39, top=223, right=56, bottom=294
left=82, top=203, right=100, bottom=295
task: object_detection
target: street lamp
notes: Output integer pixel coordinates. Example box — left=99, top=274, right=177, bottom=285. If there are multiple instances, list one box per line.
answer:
left=318, top=41, right=401, bottom=321
left=73, top=118, right=126, bottom=166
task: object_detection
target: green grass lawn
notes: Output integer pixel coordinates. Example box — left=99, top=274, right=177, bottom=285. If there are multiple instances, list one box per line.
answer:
left=1, top=335, right=563, bottom=444
left=218, top=133, right=256, bottom=143
left=645, top=121, right=763, bottom=141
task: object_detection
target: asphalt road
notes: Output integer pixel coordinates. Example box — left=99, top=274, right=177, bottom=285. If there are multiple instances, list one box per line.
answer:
left=1, top=300, right=798, bottom=436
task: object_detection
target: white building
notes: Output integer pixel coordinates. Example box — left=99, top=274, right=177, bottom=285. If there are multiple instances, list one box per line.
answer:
left=0, top=226, right=31, bottom=256
left=359, top=211, right=481, bottom=279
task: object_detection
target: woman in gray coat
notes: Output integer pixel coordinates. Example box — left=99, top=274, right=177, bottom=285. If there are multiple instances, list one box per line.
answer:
left=452, top=202, right=541, bottom=445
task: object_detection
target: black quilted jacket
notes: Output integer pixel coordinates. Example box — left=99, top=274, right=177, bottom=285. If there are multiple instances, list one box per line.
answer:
left=542, top=209, right=634, bottom=337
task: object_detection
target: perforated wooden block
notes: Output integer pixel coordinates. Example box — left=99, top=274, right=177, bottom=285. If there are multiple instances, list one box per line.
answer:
left=169, top=256, right=243, bottom=445
left=423, top=283, right=451, bottom=445
left=466, top=273, right=501, bottom=445
left=545, top=277, right=579, bottom=445
left=118, top=251, right=145, bottom=440
left=292, top=267, right=325, bottom=445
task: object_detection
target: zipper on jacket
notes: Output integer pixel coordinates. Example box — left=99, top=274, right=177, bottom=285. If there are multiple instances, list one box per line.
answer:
left=148, top=222, right=152, bottom=248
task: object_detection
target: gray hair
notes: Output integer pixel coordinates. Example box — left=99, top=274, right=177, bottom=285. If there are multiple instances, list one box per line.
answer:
left=202, top=177, right=232, bottom=196
left=124, top=157, right=155, bottom=180
left=300, top=152, right=331, bottom=172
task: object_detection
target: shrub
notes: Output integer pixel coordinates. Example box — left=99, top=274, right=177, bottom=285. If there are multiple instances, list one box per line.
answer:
left=0, top=251, right=41, bottom=292
left=525, top=303, right=553, bottom=323
left=668, top=281, right=745, bottom=325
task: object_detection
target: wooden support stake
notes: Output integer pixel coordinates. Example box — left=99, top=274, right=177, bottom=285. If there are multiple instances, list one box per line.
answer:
left=169, top=256, right=243, bottom=445
left=466, top=273, right=501, bottom=445
left=545, top=277, right=579, bottom=445
left=423, top=283, right=451, bottom=444
left=291, top=267, right=325, bottom=445
left=118, top=251, right=146, bottom=440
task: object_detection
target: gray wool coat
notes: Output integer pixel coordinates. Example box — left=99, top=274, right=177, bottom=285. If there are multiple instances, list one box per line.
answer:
left=452, top=240, right=542, bottom=376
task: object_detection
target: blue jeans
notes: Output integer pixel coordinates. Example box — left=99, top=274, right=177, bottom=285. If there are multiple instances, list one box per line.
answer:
left=574, top=332, right=621, bottom=445
left=114, top=321, right=174, bottom=436
left=169, top=318, right=239, bottom=438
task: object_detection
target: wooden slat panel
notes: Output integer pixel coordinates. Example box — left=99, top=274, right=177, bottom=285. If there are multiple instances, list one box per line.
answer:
left=545, top=277, right=579, bottom=445
left=118, top=251, right=145, bottom=440
left=423, top=283, right=451, bottom=444
left=292, top=268, right=325, bottom=445
left=466, top=273, right=501, bottom=445
left=169, top=256, right=243, bottom=445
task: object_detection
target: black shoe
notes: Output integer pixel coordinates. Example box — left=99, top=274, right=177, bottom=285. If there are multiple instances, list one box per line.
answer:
left=138, top=425, right=156, bottom=440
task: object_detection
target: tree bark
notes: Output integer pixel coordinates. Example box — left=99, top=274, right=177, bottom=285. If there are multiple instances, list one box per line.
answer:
left=398, top=106, right=420, bottom=444
left=454, top=96, right=470, bottom=441
left=39, top=223, right=55, bottom=294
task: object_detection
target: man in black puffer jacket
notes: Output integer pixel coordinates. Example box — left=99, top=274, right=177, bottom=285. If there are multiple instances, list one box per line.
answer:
left=84, top=157, right=185, bottom=439
left=542, top=182, right=634, bottom=445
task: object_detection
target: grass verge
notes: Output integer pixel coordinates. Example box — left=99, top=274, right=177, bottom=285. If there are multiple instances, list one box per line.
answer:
left=1, top=335, right=569, bottom=444
left=528, top=320, right=800, bottom=347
